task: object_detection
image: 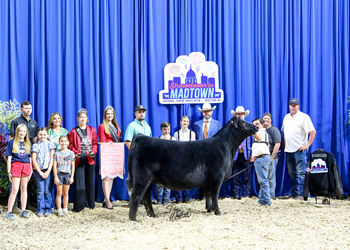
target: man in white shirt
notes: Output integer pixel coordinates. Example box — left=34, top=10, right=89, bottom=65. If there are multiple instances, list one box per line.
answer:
left=282, top=98, right=316, bottom=200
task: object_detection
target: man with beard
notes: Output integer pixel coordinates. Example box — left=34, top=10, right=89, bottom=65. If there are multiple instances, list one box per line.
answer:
left=231, top=106, right=254, bottom=199
left=9, top=101, right=39, bottom=144
left=282, top=98, right=316, bottom=200
left=125, top=105, right=152, bottom=150
left=8, top=101, right=39, bottom=209
left=194, top=102, right=222, bottom=140
left=194, top=102, right=222, bottom=199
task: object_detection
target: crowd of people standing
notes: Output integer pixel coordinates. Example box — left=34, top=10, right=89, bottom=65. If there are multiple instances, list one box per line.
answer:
left=5, top=99, right=316, bottom=220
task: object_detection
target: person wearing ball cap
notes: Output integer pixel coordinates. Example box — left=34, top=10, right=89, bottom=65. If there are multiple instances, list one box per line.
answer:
left=282, top=98, right=316, bottom=200
left=124, top=105, right=153, bottom=150
left=230, top=106, right=254, bottom=200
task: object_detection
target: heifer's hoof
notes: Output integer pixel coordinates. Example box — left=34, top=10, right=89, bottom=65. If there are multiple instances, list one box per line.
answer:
left=214, top=210, right=222, bottom=215
left=148, top=212, right=156, bottom=218
left=206, top=207, right=213, bottom=213
left=129, top=217, right=137, bottom=221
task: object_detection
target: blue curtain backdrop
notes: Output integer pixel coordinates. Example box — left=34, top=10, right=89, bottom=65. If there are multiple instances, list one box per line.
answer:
left=0, top=0, right=349, bottom=201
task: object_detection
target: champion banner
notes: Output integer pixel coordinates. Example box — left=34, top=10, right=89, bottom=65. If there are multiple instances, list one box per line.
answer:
left=100, top=143, right=124, bottom=179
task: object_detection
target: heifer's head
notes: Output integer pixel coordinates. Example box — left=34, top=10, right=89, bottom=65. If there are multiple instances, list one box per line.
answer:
left=230, top=116, right=259, bottom=137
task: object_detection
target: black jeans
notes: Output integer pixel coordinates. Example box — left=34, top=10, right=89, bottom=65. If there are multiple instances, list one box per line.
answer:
left=232, top=153, right=253, bottom=198
left=73, top=158, right=95, bottom=212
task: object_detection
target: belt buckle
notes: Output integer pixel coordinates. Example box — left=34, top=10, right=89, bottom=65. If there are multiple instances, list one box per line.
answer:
left=239, top=149, right=243, bottom=153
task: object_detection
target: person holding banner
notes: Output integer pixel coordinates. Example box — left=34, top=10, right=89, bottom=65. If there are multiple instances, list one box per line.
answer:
left=98, top=106, right=122, bottom=210
left=69, top=109, right=98, bottom=212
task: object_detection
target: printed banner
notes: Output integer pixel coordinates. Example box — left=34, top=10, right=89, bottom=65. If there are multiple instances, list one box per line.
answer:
left=159, top=52, right=224, bottom=104
left=100, top=143, right=124, bottom=179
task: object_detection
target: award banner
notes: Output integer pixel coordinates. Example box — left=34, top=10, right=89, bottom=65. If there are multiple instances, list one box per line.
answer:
left=159, top=52, right=224, bottom=104
left=100, top=143, right=124, bottom=179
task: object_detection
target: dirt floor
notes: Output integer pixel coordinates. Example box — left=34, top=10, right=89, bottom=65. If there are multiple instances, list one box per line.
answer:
left=1, top=197, right=349, bottom=250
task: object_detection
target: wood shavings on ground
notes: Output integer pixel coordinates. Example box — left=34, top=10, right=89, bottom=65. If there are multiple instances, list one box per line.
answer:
left=1, top=197, right=349, bottom=249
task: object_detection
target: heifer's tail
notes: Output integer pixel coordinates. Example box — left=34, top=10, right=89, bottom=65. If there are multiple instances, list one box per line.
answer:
left=126, top=138, right=137, bottom=197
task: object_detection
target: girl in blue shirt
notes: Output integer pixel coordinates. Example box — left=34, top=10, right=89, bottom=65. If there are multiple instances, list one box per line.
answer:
left=6, top=124, right=32, bottom=220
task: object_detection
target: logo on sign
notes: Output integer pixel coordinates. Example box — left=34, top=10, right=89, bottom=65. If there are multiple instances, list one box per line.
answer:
left=310, top=159, right=328, bottom=173
left=159, top=52, right=224, bottom=104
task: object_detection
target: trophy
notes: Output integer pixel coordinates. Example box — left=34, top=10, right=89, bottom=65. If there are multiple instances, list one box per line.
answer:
left=79, top=137, right=94, bottom=157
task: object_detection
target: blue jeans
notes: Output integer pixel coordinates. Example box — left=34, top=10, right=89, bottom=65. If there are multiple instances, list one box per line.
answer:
left=268, top=158, right=279, bottom=199
left=254, top=156, right=271, bottom=206
left=175, top=190, right=190, bottom=202
left=34, top=169, right=54, bottom=213
left=157, top=186, right=170, bottom=204
left=286, top=150, right=307, bottom=197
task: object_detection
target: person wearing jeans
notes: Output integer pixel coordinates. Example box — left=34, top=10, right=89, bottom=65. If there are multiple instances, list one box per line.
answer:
left=286, top=150, right=307, bottom=197
left=282, top=98, right=316, bottom=200
left=231, top=106, right=254, bottom=199
left=252, top=118, right=271, bottom=206
left=262, top=113, right=281, bottom=199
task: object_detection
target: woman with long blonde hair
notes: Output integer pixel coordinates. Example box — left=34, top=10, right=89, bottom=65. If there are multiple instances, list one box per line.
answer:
left=5, top=124, right=32, bottom=220
left=98, top=106, right=121, bottom=209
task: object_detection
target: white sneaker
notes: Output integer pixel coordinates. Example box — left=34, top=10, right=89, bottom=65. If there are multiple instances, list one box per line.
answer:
left=62, top=208, right=69, bottom=215
left=57, top=208, right=64, bottom=217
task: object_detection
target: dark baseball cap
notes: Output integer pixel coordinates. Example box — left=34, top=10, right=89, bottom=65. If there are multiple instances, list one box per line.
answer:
left=135, top=105, right=147, bottom=112
left=289, top=98, right=300, bottom=105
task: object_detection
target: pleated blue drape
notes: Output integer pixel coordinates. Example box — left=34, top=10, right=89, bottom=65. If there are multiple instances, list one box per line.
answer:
left=1, top=0, right=349, bottom=201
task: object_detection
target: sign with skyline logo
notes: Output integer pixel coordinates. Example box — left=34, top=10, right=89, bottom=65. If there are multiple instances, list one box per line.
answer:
left=159, top=52, right=224, bottom=104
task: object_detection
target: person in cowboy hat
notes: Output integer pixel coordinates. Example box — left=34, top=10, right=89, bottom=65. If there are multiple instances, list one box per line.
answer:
left=230, top=106, right=254, bottom=199
left=194, top=102, right=222, bottom=140
left=193, top=102, right=222, bottom=200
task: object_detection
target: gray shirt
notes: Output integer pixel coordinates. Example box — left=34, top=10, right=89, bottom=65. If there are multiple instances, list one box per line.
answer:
left=54, top=150, right=75, bottom=174
left=266, top=125, right=281, bottom=157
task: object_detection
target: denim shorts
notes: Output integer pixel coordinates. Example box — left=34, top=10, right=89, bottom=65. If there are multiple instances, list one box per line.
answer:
left=57, top=173, right=71, bottom=185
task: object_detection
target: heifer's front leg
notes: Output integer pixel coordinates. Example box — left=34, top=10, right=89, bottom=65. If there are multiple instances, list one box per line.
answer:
left=129, top=182, right=149, bottom=221
left=143, top=184, right=156, bottom=218
left=203, top=185, right=212, bottom=212
left=210, top=181, right=223, bottom=215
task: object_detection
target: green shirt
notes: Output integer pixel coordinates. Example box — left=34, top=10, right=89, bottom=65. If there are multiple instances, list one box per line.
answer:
left=48, top=127, right=69, bottom=151
left=124, top=119, right=152, bottom=142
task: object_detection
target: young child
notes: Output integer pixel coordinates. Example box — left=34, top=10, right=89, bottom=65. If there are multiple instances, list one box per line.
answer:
left=173, top=116, right=196, bottom=204
left=6, top=124, right=32, bottom=220
left=156, top=122, right=176, bottom=205
left=251, top=118, right=271, bottom=206
left=53, top=135, right=75, bottom=216
left=32, top=127, right=56, bottom=217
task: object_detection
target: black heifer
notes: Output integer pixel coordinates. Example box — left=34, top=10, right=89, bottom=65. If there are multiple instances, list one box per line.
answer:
left=126, top=116, right=258, bottom=221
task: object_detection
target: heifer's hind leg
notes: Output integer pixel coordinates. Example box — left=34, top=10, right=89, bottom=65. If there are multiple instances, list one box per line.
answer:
left=129, top=182, right=150, bottom=221
left=143, top=184, right=156, bottom=218
left=203, top=185, right=212, bottom=212
left=210, top=181, right=223, bottom=215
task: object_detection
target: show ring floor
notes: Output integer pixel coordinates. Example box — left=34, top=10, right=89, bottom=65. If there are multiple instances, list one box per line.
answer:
left=1, top=197, right=349, bottom=249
